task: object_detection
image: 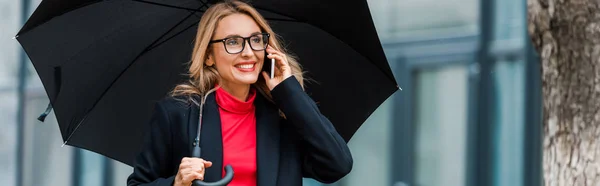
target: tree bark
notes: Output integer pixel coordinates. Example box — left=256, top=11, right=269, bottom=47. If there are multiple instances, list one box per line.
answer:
left=528, top=0, right=600, bottom=185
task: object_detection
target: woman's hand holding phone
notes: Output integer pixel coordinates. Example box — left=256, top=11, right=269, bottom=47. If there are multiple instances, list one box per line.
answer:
left=262, top=46, right=292, bottom=90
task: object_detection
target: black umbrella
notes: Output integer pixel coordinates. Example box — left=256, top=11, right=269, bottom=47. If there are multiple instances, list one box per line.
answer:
left=17, top=0, right=398, bottom=169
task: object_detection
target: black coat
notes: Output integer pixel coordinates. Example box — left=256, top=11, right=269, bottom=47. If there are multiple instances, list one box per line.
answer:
left=127, top=77, right=353, bottom=186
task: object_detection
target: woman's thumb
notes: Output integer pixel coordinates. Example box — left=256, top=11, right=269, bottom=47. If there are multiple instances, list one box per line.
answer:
left=204, top=161, right=213, bottom=167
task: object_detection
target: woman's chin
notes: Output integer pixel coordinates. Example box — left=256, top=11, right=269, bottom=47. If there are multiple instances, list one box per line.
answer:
left=233, top=77, right=259, bottom=85
left=228, top=71, right=260, bottom=85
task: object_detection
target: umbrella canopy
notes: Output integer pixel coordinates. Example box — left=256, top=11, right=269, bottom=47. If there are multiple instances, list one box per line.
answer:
left=16, top=0, right=398, bottom=166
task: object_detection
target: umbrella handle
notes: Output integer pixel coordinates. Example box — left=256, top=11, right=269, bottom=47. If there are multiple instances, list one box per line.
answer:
left=191, top=146, right=234, bottom=186
left=192, top=165, right=234, bottom=186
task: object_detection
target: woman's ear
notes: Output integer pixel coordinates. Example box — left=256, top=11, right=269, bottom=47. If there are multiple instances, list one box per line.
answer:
left=205, top=52, right=214, bottom=66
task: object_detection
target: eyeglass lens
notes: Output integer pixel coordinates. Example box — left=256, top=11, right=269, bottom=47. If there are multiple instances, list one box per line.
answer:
left=224, top=34, right=268, bottom=53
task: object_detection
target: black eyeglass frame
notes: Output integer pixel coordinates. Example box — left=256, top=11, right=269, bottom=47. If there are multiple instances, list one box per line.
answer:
left=209, top=33, right=270, bottom=54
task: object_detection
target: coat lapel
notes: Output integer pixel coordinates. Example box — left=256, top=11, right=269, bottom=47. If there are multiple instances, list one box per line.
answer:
left=255, top=94, right=281, bottom=186
left=188, top=94, right=224, bottom=182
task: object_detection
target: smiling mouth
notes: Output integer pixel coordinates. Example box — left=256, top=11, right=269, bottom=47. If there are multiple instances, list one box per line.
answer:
left=236, top=64, right=255, bottom=69
left=235, top=63, right=256, bottom=72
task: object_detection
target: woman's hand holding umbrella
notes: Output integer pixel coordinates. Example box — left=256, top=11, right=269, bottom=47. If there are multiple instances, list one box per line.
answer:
left=262, top=46, right=292, bottom=90
left=174, top=157, right=213, bottom=186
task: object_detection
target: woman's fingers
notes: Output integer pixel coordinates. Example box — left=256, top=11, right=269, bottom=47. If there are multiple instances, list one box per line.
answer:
left=268, top=53, right=286, bottom=71
left=265, top=46, right=279, bottom=55
left=177, top=157, right=210, bottom=184
left=183, top=171, right=204, bottom=182
left=266, top=53, right=291, bottom=77
left=266, top=47, right=289, bottom=65
left=262, top=46, right=292, bottom=90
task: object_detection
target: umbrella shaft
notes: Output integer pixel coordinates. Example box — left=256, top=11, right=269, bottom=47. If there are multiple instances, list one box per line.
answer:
left=193, top=88, right=218, bottom=157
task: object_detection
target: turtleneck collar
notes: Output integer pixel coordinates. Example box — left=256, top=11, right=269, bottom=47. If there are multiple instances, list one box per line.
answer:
left=215, top=86, right=256, bottom=114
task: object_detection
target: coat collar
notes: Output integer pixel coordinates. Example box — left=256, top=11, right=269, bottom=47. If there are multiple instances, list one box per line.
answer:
left=187, top=92, right=281, bottom=186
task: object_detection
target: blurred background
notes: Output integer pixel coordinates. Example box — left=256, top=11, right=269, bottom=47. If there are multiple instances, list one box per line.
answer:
left=0, top=0, right=541, bottom=186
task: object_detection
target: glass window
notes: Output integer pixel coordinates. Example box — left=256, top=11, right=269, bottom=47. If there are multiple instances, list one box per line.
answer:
left=113, top=161, right=133, bottom=186
left=492, top=60, right=525, bottom=186
left=25, top=0, right=43, bottom=85
left=340, top=97, right=394, bottom=186
left=490, top=0, right=526, bottom=60
left=493, top=0, right=525, bottom=41
left=22, top=91, right=74, bottom=186
left=490, top=0, right=527, bottom=184
left=79, top=149, right=105, bottom=186
left=0, top=91, right=17, bottom=186
left=413, top=65, right=468, bottom=186
left=312, top=90, right=396, bottom=186
left=0, top=0, right=23, bottom=185
left=303, top=178, right=324, bottom=186
left=367, top=0, right=479, bottom=40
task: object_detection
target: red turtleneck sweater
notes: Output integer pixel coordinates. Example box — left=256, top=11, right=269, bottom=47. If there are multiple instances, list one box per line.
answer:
left=215, top=87, right=257, bottom=186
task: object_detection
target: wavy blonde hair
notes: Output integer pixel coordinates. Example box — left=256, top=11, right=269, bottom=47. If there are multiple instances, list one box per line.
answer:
left=171, top=0, right=304, bottom=103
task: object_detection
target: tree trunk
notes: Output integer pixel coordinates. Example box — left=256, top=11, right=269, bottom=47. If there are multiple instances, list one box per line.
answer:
left=528, top=0, right=600, bottom=185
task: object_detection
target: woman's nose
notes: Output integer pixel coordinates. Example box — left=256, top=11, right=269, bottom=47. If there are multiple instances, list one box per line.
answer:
left=240, top=40, right=254, bottom=56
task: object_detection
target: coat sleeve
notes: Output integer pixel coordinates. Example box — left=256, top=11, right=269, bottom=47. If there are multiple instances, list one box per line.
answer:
left=270, top=77, right=354, bottom=183
left=127, top=101, right=176, bottom=186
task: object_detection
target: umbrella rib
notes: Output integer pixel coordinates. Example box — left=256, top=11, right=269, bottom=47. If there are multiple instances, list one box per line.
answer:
left=130, top=0, right=207, bottom=50
left=132, top=0, right=206, bottom=12
left=146, top=21, right=200, bottom=52
left=61, top=3, right=209, bottom=145
left=143, top=8, right=204, bottom=52
left=131, top=0, right=302, bottom=23
left=62, top=114, right=89, bottom=147
left=142, top=1, right=209, bottom=52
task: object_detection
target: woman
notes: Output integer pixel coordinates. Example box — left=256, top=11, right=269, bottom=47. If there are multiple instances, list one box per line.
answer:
left=126, top=1, right=353, bottom=186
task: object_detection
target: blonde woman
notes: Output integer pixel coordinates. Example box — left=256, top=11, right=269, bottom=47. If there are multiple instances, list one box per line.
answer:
left=127, top=1, right=352, bottom=186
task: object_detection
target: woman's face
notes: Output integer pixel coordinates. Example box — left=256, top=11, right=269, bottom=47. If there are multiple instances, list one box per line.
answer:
left=209, top=13, right=265, bottom=88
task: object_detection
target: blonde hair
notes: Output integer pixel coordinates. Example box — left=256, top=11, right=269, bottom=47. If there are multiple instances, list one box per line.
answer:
left=171, top=0, right=304, bottom=103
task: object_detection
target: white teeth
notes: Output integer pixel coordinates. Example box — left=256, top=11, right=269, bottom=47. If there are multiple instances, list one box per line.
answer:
left=237, top=64, right=254, bottom=69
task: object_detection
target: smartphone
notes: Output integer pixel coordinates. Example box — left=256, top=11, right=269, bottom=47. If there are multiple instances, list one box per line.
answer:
left=262, top=52, right=275, bottom=79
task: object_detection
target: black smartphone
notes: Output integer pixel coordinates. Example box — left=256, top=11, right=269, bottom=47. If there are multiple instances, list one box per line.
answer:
left=262, top=52, right=274, bottom=79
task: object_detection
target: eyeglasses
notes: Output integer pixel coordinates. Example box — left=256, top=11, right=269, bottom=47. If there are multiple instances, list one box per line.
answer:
left=209, top=33, right=270, bottom=54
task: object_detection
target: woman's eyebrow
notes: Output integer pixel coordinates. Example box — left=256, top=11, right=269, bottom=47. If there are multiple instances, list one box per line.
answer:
left=222, top=31, right=262, bottom=38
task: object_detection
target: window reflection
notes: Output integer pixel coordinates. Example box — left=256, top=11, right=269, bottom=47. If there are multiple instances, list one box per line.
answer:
left=414, top=65, right=468, bottom=186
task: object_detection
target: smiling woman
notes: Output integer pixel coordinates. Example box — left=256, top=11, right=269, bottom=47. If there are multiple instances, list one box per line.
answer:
left=126, top=1, right=353, bottom=186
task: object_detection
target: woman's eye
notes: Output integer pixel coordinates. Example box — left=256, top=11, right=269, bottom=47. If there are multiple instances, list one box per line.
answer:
left=251, top=37, right=261, bottom=43
left=226, top=39, right=239, bottom=45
